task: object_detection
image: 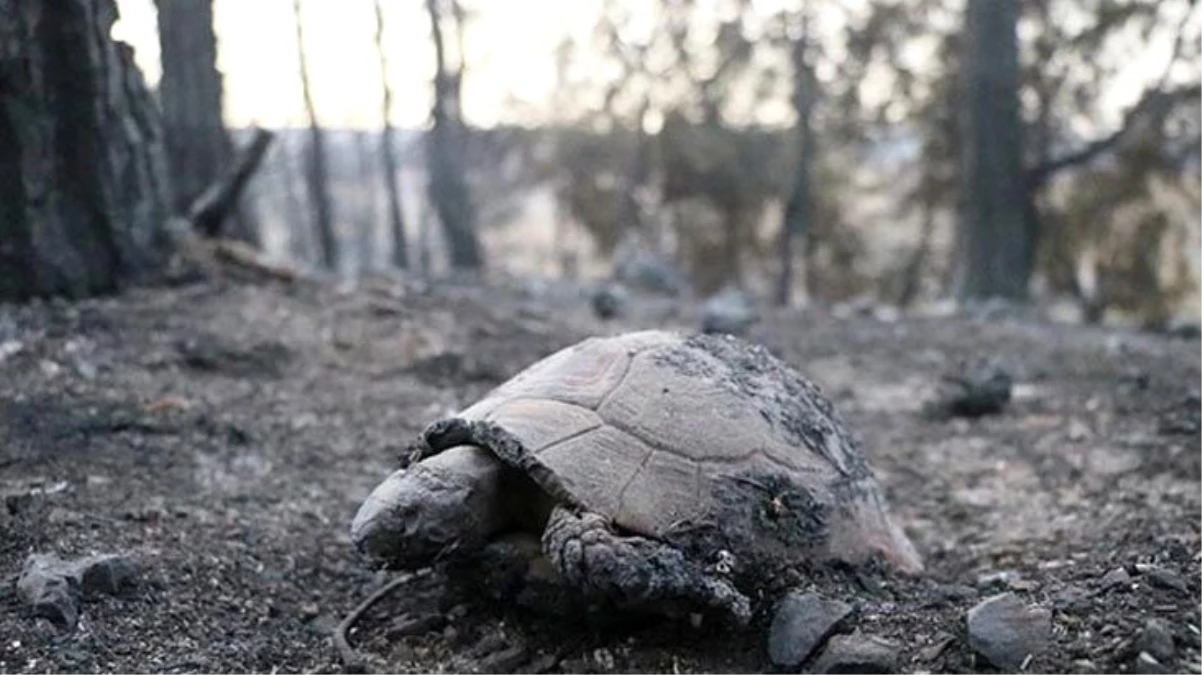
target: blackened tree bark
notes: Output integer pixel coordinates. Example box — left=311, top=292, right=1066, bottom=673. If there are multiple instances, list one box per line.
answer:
left=352, top=128, right=377, bottom=273
left=292, top=0, right=339, bottom=271
left=0, top=0, right=173, bottom=302
left=373, top=0, right=409, bottom=270
left=153, top=0, right=250, bottom=242
left=777, top=13, right=816, bottom=307
left=425, top=0, right=482, bottom=270
left=956, top=0, right=1030, bottom=301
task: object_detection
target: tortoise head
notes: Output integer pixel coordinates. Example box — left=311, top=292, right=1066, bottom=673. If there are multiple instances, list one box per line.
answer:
left=351, top=445, right=507, bottom=568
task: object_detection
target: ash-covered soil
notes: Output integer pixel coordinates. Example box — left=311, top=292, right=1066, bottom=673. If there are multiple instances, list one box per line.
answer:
left=1, top=278, right=1198, bottom=674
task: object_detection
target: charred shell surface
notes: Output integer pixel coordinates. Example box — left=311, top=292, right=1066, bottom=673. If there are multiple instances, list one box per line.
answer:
left=669, top=333, right=870, bottom=480
left=661, top=470, right=831, bottom=592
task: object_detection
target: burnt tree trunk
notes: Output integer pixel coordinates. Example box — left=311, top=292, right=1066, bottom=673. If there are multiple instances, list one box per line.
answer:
left=777, top=17, right=816, bottom=307
left=956, top=0, right=1030, bottom=301
left=292, top=0, right=339, bottom=271
left=154, top=0, right=255, bottom=243
left=425, top=0, right=482, bottom=270
left=279, top=139, right=313, bottom=264
left=352, top=129, right=377, bottom=273
left=0, top=0, right=173, bottom=302
left=374, top=0, right=409, bottom=270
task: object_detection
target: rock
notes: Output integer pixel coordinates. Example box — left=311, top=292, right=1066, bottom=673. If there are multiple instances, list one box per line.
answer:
left=590, top=283, right=628, bottom=321
left=14, top=551, right=140, bottom=630
left=176, top=336, right=293, bottom=379
left=700, top=287, right=757, bottom=336
left=612, top=235, right=689, bottom=297
left=917, top=634, right=955, bottom=662
left=767, top=591, right=853, bottom=668
left=1144, top=567, right=1188, bottom=594
left=925, top=359, right=1013, bottom=419
left=306, top=613, right=338, bottom=636
left=16, top=554, right=79, bottom=629
left=0, top=339, right=23, bottom=362
left=1099, top=567, right=1132, bottom=591
left=976, top=570, right=1019, bottom=590
left=966, top=592, right=1051, bottom=670
left=1138, top=618, right=1175, bottom=664
left=1134, top=651, right=1171, bottom=674
left=76, top=553, right=138, bottom=598
left=931, top=583, right=978, bottom=604
left=810, top=632, right=900, bottom=674
left=590, top=647, right=616, bottom=671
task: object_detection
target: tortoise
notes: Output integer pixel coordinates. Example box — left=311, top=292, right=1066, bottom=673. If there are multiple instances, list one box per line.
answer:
left=351, top=330, right=921, bottom=629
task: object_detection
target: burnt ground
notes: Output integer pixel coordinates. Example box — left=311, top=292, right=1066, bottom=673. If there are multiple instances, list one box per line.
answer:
left=0, top=277, right=1199, bottom=674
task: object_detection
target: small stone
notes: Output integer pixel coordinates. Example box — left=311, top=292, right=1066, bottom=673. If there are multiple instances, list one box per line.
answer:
left=74, top=360, right=98, bottom=380
left=75, top=553, right=138, bottom=597
left=1145, top=568, right=1188, bottom=594
left=917, top=635, right=955, bottom=662
left=1054, top=585, right=1092, bottom=612
left=767, top=591, right=853, bottom=668
left=1138, top=618, right=1175, bottom=664
left=476, top=643, right=530, bottom=674
left=810, top=631, right=900, bottom=674
left=307, top=613, right=338, bottom=636
left=446, top=603, right=470, bottom=621
left=701, top=287, right=757, bottom=336
left=932, top=583, right=978, bottom=604
left=590, top=284, right=628, bottom=321
left=558, top=657, right=588, bottom=673
left=966, top=592, right=1051, bottom=671
left=591, top=647, right=616, bottom=671
left=15, top=551, right=139, bottom=630
left=518, top=653, right=559, bottom=674
left=0, top=339, right=23, bottom=362
left=1134, top=651, right=1170, bottom=674
left=1099, top=567, right=1132, bottom=591
left=925, top=359, right=1013, bottom=419
left=16, top=554, right=79, bottom=630
left=976, top=570, right=1018, bottom=590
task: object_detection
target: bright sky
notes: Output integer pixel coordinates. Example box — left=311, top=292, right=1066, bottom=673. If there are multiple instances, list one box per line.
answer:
left=113, top=0, right=604, bottom=129
left=112, top=0, right=1195, bottom=132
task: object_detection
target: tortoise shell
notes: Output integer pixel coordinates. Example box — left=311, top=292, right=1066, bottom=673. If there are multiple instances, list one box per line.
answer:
left=411, top=330, right=922, bottom=576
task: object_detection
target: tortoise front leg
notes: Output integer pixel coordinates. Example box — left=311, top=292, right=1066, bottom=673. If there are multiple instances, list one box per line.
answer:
left=542, top=505, right=751, bottom=625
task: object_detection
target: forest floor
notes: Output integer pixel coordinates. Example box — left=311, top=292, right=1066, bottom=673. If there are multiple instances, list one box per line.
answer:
left=1, top=276, right=1199, bottom=674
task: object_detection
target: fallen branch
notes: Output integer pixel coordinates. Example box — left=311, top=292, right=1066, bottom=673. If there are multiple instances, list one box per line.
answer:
left=211, top=239, right=306, bottom=284
left=188, top=127, right=275, bottom=238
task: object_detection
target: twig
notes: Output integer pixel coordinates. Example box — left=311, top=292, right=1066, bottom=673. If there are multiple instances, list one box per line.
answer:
left=333, top=570, right=431, bottom=673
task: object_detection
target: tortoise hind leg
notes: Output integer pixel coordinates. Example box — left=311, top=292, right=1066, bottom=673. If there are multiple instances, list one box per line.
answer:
left=542, top=505, right=751, bottom=625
